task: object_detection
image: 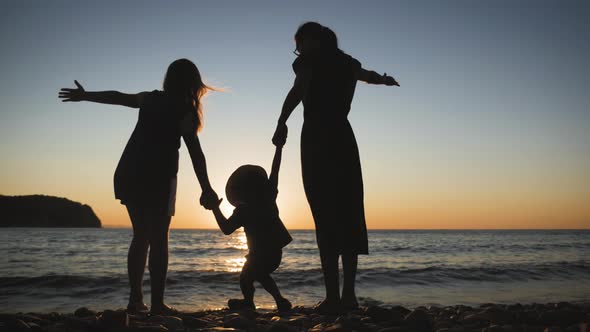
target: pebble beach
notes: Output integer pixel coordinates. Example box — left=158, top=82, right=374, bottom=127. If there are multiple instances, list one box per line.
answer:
left=2, top=302, right=589, bottom=332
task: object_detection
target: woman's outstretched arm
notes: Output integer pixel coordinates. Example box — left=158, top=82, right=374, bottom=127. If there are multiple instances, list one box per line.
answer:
left=357, top=69, right=400, bottom=86
left=59, top=80, right=148, bottom=108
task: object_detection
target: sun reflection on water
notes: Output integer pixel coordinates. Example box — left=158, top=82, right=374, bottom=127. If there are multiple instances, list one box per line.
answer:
left=225, top=257, right=247, bottom=272
left=225, top=230, right=248, bottom=272
left=228, top=230, right=248, bottom=250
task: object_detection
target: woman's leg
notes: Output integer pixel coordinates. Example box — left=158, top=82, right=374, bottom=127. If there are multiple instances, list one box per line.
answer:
left=146, top=211, right=172, bottom=311
left=341, top=253, right=359, bottom=308
left=126, top=206, right=150, bottom=310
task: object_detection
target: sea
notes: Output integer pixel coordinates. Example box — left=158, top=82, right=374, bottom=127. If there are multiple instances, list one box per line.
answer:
left=1, top=229, right=589, bottom=313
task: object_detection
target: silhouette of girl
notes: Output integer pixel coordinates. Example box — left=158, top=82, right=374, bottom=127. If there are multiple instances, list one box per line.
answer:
left=59, top=59, right=219, bottom=315
left=273, top=22, right=399, bottom=313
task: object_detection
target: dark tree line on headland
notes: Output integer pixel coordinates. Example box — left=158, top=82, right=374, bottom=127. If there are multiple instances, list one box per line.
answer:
left=0, top=195, right=101, bottom=228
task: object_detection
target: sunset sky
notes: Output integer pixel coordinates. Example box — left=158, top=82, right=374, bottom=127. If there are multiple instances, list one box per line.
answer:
left=1, top=1, right=589, bottom=229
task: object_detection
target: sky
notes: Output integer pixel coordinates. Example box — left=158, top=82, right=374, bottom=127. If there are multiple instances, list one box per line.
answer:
left=1, top=0, right=589, bottom=229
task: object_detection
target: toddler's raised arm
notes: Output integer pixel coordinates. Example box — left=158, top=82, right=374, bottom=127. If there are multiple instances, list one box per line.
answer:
left=269, top=124, right=287, bottom=190
left=269, top=145, right=283, bottom=191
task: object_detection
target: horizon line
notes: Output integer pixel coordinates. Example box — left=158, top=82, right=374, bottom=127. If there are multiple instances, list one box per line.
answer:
left=101, top=226, right=590, bottom=231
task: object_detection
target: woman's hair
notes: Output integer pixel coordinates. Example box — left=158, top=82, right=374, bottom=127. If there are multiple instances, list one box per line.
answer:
left=294, top=22, right=339, bottom=54
left=322, top=26, right=338, bottom=51
left=163, top=58, right=212, bottom=132
left=294, top=21, right=323, bottom=53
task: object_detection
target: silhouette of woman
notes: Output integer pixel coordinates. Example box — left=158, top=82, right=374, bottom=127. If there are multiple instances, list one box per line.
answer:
left=273, top=22, right=399, bottom=313
left=59, top=59, right=219, bottom=315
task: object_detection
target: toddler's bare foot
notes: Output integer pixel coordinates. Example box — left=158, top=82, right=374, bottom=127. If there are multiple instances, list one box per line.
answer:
left=228, top=298, right=256, bottom=311
left=276, top=297, right=292, bottom=312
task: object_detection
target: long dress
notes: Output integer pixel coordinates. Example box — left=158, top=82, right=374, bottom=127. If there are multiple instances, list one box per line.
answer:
left=113, top=90, right=185, bottom=216
left=294, top=51, right=369, bottom=255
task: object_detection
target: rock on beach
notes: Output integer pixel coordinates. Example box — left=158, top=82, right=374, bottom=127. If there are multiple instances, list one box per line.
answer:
left=0, top=302, right=588, bottom=332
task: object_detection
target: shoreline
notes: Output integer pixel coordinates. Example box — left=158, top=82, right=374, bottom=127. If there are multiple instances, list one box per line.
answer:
left=1, top=302, right=588, bottom=332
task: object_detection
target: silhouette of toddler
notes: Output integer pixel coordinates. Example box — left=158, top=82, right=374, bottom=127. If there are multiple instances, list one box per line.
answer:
left=205, top=126, right=292, bottom=311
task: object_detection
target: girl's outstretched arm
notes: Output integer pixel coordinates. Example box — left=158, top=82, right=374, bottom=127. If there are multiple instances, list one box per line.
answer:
left=182, top=129, right=218, bottom=207
left=357, top=69, right=400, bottom=86
left=59, top=80, right=148, bottom=108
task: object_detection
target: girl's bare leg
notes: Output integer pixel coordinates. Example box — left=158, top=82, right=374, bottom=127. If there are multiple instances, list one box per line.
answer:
left=147, top=213, right=172, bottom=313
left=317, top=249, right=341, bottom=313
left=341, top=254, right=359, bottom=309
left=126, top=206, right=150, bottom=312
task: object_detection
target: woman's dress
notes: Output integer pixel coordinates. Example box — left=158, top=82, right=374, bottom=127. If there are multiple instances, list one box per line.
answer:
left=114, top=91, right=185, bottom=216
left=294, top=51, right=369, bottom=255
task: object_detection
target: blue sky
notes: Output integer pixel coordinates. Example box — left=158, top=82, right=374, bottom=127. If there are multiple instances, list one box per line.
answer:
left=1, top=0, right=589, bottom=228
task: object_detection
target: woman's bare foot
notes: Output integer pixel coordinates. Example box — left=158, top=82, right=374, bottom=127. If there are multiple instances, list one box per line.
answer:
left=340, top=296, right=359, bottom=311
left=150, top=303, right=181, bottom=316
left=313, top=298, right=341, bottom=315
left=126, top=301, right=149, bottom=314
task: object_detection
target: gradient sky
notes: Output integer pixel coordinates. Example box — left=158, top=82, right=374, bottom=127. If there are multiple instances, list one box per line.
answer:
left=1, top=0, right=589, bottom=229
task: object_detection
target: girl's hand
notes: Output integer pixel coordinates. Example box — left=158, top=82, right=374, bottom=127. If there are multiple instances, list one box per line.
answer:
left=59, top=80, right=86, bottom=102
left=272, top=122, right=288, bottom=147
left=383, top=74, right=400, bottom=87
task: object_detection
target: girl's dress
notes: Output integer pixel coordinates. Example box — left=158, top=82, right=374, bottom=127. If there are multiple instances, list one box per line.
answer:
left=294, top=51, right=369, bottom=255
left=114, top=91, right=187, bottom=216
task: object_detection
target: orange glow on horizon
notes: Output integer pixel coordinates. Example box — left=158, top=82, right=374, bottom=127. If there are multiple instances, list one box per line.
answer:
left=95, top=196, right=589, bottom=230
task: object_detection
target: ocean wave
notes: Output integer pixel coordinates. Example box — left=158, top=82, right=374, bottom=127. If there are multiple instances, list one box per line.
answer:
left=368, top=242, right=590, bottom=255
left=171, top=247, right=246, bottom=255
left=0, top=275, right=124, bottom=289
left=2, top=260, right=589, bottom=295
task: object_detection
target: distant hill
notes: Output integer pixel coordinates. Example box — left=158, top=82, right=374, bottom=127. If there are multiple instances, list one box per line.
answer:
left=0, top=195, right=101, bottom=228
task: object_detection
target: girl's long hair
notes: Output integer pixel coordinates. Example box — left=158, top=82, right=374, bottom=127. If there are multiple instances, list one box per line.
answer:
left=163, top=58, right=212, bottom=133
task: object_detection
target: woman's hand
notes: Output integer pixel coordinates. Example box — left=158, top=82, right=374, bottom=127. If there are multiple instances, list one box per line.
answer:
left=383, top=73, right=400, bottom=87
left=272, top=122, right=288, bottom=147
left=205, top=197, right=223, bottom=211
left=200, top=189, right=220, bottom=210
left=59, top=80, right=86, bottom=102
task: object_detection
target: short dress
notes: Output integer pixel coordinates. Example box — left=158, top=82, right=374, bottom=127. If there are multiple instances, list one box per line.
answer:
left=294, top=51, right=369, bottom=255
left=114, top=90, right=187, bottom=216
